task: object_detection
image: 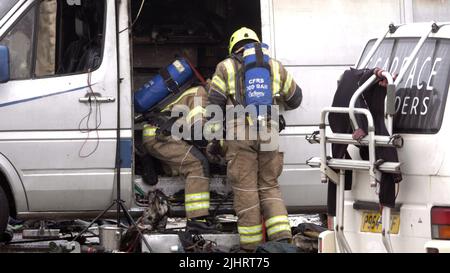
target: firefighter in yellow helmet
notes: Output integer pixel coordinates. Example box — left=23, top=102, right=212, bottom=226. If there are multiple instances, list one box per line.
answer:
left=207, top=27, right=303, bottom=251
left=142, top=83, right=221, bottom=233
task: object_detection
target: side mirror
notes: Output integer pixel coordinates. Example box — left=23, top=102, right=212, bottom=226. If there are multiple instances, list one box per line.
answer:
left=0, top=45, right=10, bottom=83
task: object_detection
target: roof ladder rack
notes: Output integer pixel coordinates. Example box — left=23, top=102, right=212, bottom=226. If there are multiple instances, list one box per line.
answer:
left=357, top=24, right=394, bottom=69
left=306, top=22, right=436, bottom=253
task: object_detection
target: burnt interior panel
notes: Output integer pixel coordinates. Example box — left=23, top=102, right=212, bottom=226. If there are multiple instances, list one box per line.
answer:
left=131, top=0, right=261, bottom=89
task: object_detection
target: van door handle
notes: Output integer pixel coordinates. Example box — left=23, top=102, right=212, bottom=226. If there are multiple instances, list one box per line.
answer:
left=79, top=93, right=116, bottom=103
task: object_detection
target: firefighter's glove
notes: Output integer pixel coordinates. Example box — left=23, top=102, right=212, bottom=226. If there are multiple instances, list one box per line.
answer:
left=204, top=122, right=223, bottom=138
left=374, top=68, right=398, bottom=88
left=279, top=115, right=286, bottom=132
left=206, top=140, right=226, bottom=165
left=352, top=128, right=367, bottom=142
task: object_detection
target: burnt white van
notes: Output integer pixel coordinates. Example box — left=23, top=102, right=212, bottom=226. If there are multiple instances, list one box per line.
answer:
left=0, top=0, right=327, bottom=238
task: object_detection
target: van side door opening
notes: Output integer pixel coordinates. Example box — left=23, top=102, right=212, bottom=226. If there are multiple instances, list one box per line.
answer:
left=130, top=0, right=262, bottom=212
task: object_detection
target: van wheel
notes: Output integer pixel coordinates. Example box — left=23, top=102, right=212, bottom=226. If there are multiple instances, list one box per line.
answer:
left=0, top=186, right=9, bottom=236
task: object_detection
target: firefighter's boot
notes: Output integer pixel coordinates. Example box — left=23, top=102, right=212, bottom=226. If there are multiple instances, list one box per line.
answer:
left=186, top=217, right=222, bottom=234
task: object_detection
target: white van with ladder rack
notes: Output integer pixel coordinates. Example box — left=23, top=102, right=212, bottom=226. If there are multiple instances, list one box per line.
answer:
left=307, top=21, right=450, bottom=253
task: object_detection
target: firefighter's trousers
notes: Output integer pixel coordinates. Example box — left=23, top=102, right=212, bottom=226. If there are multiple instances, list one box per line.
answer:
left=225, top=128, right=292, bottom=251
left=143, top=127, right=210, bottom=219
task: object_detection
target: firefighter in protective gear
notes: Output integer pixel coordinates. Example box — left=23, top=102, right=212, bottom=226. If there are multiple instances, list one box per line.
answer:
left=207, top=27, right=303, bottom=251
left=142, top=85, right=218, bottom=232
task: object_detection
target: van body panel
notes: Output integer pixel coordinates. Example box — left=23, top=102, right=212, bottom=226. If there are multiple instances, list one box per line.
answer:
left=117, top=0, right=132, bottom=131
left=342, top=202, right=431, bottom=253
left=279, top=168, right=324, bottom=207
left=278, top=126, right=329, bottom=208
left=117, top=0, right=134, bottom=207
left=269, top=0, right=403, bottom=66
left=348, top=134, right=445, bottom=176
left=436, top=68, right=450, bottom=176
left=430, top=176, right=450, bottom=205
left=424, top=240, right=450, bottom=253
left=282, top=66, right=345, bottom=125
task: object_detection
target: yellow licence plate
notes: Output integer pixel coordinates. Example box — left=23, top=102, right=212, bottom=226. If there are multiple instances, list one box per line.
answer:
left=361, top=211, right=400, bottom=234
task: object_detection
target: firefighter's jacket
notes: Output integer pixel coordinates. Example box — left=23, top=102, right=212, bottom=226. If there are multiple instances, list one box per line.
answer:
left=143, top=85, right=208, bottom=140
left=208, top=56, right=303, bottom=128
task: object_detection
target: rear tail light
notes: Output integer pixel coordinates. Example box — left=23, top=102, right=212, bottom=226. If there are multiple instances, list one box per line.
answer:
left=431, top=207, right=450, bottom=240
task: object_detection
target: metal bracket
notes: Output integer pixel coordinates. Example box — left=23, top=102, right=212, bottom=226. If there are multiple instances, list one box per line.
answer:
left=389, top=23, right=399, bottom=34
left=324, top=167, right=339, bottom=184
left=381, top=207, right=394, bottom=253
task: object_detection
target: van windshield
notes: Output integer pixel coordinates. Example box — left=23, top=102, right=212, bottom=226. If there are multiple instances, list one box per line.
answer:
left=359, top=38, right=450, bottom=134
left=0, top=0, right=19, bottom=21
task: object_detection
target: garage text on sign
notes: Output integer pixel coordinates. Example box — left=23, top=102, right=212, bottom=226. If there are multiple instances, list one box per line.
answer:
left=372, top=55, right=442, bottom=117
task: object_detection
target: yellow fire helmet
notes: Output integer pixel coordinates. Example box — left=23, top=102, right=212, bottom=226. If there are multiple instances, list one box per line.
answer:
left=228, top=27, right=260, bottom=55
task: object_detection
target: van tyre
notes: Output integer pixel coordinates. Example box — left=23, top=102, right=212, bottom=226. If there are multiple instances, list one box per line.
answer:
left=0, top=186, right=9, bottom=239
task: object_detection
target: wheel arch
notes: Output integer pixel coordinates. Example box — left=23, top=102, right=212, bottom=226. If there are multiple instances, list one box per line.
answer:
left=0, top=153, right=29, bottom=217
left=0, top=172, right=15, bottom=217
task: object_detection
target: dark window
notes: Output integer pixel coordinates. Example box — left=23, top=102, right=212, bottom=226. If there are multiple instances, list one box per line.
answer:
left=0, top=0, right=19, bottom=20
left=53, top=0, right=105, bottom=75
left=359, top=38, right=450, bottom=134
